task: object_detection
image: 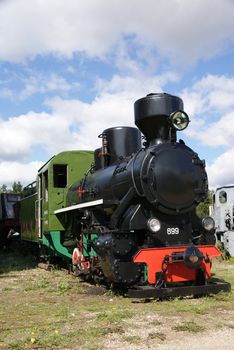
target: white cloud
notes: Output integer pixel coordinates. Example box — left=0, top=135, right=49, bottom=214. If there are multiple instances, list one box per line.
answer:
left=0, top=1, right=233, bottom=191
left=46, top=94, right=136, bottom=150
left=1, top=69, right=234, bottom=189
left=0, top=111, right=75, bottom=160
left=182, top=74, right=234, bottom=145
left=181, top=74, right=234, bottom=189
left=19, top=73, right=77, bottom=100
left=0, top=160, right=43, bottom=187
left=0, top=67, right=177, bottom=183
left=0, top=0, right=233, bottom=64
left=207, top=148, right=234, bottom=188
left=198, top=111, right=234, bottom=147
left=95, top=73, right=178, bottom=97
left=182, top=75, right=234, bottom=116
left=0, top=93, right=133, bottom=184
left=46, top=69, right=180, bottom=148
left=0, top=72, right=79, bottom=101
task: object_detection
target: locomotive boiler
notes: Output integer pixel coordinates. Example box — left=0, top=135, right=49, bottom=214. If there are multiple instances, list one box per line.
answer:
left=56, top=93, right=230, bottom=297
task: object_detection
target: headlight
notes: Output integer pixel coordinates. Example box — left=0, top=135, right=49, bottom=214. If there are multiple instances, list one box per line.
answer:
left=147, top=218, right=161, bottom=233
left=169, top=111, right=190, bottom=130
left=202, top=217, right=215, bottom=231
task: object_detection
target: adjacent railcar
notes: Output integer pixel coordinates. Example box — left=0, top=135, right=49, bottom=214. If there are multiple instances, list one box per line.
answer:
left=0, top=193, right=21, bottom=248
left=213, top=186, right=234, bottom=257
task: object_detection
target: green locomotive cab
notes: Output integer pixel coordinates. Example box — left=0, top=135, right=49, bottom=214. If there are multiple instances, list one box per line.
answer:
left=20, top=150, right=93, bottom=260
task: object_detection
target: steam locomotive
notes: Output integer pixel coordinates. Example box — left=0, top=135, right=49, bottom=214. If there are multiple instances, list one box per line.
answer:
left=20, top=93, right=230, bottom=298
left=53, top=92, right=228, bottom=297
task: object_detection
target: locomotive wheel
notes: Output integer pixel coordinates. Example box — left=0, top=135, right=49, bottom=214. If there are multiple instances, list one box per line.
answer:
left=72, top=247, right=89, bottom=273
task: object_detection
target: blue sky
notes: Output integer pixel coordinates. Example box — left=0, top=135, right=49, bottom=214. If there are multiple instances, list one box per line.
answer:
left=0, top=0, right=234, bottom=188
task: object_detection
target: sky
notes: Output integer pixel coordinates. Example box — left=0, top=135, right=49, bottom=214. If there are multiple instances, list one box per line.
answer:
left=0, top=0, right=234, bottom=189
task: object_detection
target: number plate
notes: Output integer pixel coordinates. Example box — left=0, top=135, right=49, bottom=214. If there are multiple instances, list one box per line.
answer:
left=167, top=227, right=179, bottom=235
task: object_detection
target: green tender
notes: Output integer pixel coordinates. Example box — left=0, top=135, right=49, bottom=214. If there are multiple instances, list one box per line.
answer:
left=20, top=150, right=93, bottom=259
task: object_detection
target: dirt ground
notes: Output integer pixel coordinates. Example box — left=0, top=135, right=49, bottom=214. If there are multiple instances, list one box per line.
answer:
left=0, top=251, right=233, bottom=349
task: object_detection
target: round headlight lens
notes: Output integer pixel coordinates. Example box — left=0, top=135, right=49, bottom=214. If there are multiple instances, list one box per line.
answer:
left=170, top=111, right=190, bottom=130
left=147, top=218, right=161, bottom=233
left=202, top=217, right=215, bottom=231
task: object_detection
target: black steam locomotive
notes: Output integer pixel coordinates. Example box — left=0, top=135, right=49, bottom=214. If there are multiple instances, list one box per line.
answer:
left=64, top=93, right=229, bottom=297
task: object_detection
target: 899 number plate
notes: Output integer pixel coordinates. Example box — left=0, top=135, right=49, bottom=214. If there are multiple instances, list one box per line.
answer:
left=167, top=227, right=179, bottom=235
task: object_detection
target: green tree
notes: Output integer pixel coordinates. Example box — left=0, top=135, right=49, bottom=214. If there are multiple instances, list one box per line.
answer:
left=12, top=181, right=23, bottom=193
left=0, top=184, right=8, bottom=193
left=196, top=190, right=214, bottom=218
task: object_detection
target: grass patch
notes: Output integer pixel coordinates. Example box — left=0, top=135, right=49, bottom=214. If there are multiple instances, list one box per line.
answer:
left=7, top=327, right=110, bottom=350
left=172, top=321, right=206, bottom=333
left=2, top=287, right=13, bottom=292
left=123, top=335, right=142, bottom=344
left=96, top=309, right=132, bottom=322
left=148, top=331, right=166, bottom=341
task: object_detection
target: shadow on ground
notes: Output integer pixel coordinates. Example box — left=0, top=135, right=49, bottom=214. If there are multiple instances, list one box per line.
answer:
left=0, top=244, right=37, bottom=274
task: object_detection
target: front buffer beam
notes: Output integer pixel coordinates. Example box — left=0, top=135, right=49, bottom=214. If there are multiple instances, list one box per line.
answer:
left=128, top=280, right=231, bottom=298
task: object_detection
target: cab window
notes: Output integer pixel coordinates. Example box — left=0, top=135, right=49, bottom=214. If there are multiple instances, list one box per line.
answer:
left=219, top=190, right=227, bottom=204
left=53, top=164, right=67, bottom=188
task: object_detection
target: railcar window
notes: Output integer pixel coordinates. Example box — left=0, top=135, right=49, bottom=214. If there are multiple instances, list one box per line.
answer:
left=3, top=194, right=20, bottom=218
left=6, top=194, right=21, bottom=202
left=53, top=164, right=67, bottom=188
left=219, top=190, right=227, bottom=203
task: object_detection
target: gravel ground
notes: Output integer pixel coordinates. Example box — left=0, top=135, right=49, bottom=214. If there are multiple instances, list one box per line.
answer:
left=0, top=252, right=233, bottom=349
left=102, top=311, right=234, bottom=350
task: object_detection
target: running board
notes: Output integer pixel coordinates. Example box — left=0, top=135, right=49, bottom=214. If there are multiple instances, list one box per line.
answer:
left=54, top=199, right=103, bottom=214
left=128, top=280, right=231, bottom=298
